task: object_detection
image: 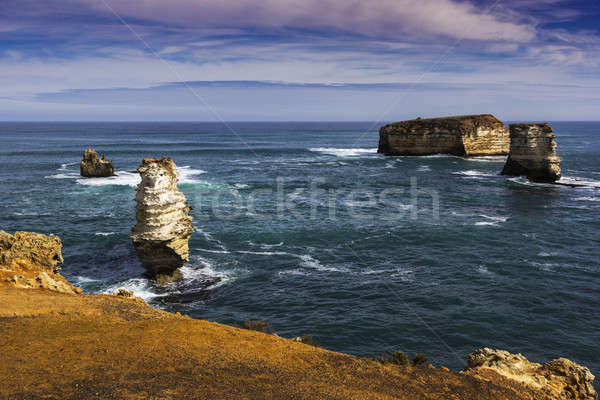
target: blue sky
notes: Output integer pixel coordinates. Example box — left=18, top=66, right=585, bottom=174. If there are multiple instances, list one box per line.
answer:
left=1, top=0, right=599, bottom=121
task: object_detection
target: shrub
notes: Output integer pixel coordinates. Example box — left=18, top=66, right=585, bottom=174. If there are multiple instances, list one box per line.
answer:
left=377, top=350, right=409, bottom=366
left=299, top=334, right=319, bottom=347
left=412, top=353, right=428, bottom=366
left=392, top=351, right=410, bottom=366
left=243, top=319, right=273, bottom=334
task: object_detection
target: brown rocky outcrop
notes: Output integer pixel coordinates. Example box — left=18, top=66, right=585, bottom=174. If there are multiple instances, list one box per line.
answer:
left=501, top=123, right=561, bottom=182
left=80, top=148, right=115, bottom=177
left=0, top=230, right=81, bottom=294
left=130, top=157, right=194, bottom=285
left=378, top=114, right=510, bottom=156
left=467, top=348, right=597, bottom=400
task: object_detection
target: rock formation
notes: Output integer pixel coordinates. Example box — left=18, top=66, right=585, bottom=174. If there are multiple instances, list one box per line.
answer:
left=467, top=348, right=597, bottom=400
left=501, top=123, right=561, bottom=183
left=378, top=114, right=510, bottom=156
left=0, top=230, right=81, bottom=294
left=130, top=157, right=194, bottom=285
left=80, top=148, right=115, bottom=177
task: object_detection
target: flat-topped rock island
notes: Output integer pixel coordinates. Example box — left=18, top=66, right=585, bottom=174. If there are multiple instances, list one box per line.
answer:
left=378, top=114, right=510, bottom=157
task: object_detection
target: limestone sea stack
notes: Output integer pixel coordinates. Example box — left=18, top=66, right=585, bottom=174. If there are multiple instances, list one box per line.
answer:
left=130, top=157, right=194, bottom=285
left=80, top=148, right=115, bottom=177
left=501, top=123, right=561, bottom=183
left=378, top=114, right=509, bottom=156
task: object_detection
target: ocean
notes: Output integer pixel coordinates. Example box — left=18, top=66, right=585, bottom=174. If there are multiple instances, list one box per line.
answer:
left=1, top=121, right=599, bottom=377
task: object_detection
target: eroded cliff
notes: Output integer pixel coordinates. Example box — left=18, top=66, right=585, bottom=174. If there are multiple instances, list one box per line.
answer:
left=501, top=123, right=561, bottom=182
left=378, top=114, right=510, bottom=156
left=0, top=230, right=81, bottom=294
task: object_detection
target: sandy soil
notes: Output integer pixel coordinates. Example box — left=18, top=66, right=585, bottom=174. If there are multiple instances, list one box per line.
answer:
left=0, top=288, right=541, bottom=400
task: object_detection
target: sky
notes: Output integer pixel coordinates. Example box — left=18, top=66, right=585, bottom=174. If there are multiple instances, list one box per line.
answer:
left=1, top=0, right=599, bottom=121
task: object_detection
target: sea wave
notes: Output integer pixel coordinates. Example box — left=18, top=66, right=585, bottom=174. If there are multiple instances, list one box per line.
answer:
left=557, top=177, right=600, bottom=189
left=453, top=170, right=496, bottom=178
left=46, top=165, right=206, bottom=186
left=309, top=147, right=379, bottom=157
left=467, top=156, right=507, bottom=162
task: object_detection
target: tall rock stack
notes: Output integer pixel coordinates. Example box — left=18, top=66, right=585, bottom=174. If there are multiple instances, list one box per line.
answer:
left=501, top=123, right=561, bottom=183
left=378, top=114, right=509, bottom=157
left=80, top=149, right=115, bottom=177
left=130, top=158, right=194, bottom=285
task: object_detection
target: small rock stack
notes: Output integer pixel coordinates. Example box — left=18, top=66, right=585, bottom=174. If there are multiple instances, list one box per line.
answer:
left=130, top=158, right=194, bottom=285
left=501, top=123, right=561, bottom=183
left=80, top=148, right=115, bottom=177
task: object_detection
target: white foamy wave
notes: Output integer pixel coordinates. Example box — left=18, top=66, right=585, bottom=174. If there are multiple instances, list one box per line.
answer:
left=94, top=232, right=117, bottom=236
left=196, top=248, right=231, bottom=254
left=558, top=177, right=600, bottom=189
left=477, top=266, right=492, bottom=275
left=417, top=165, right=431, bottom=172
left=49, top=166, right=205, bottom=186
left=73, top=276, right=101, bottom=284
left=76, top=171, right=140, bottom=186
left=180, top=257, right=233, bottom=290
left=574, top=196, right=600, bottom=202
left=299, top=254, right=347, bottom=273
left=309, top=148, right=379, bottom=157
left=467, top=156, right=507, bottom=162
left=473, top=214, right=507, bottom=226
left=58, top=162, right=78, bottom=171
left=234, top=183, right=249, bottom=189
left=278, top=269, right=311, bottom=277
left=45, top=172, right=80, bottom=179
left=453, top=170, right=496, bottom=178
left=101, top=278, right=165, bottom=301
left=177, top=166, right=208, bottom=184
left=236, top=250, right=290, bottom=256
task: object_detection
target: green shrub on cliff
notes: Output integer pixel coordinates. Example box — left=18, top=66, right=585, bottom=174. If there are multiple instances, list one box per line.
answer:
left=412, top=353, right=428, bottom=366
left=377, top=350, right=409, bottom=366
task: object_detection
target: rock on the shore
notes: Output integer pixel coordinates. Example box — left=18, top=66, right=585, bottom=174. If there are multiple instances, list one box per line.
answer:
left=378, top=114, right=510, bottom=156
left=80, top=148, right=115, bottom=177
left=501, top=123, right=561, bottom=183
left=130, top=157, right=194, bottom=285
left=467, top=348, right=597, bottom=400
left=0, top=230, right=81, bottom=294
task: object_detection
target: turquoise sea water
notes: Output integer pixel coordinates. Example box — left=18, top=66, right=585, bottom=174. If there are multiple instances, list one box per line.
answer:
left=1, top=121, right=599, bottom=377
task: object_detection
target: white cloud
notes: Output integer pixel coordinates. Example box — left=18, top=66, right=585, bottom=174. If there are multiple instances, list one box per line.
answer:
left=82, top=0, right=536, bottom=42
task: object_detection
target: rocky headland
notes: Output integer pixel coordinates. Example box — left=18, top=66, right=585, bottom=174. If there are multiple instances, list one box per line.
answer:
left=0, top=230, right=596, bottom=399
left=0, top=230, right=81, bottom=294
left=501, top=123, right=562, bottom=183
left=130, top=157, right=194, bottom=285
left=80, top=148, right=115, bottom=177
left=378, top=114, right=510, bottom=156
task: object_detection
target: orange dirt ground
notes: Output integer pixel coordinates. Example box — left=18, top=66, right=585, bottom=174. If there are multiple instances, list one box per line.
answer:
left=0, top=287, right=543, bottom=400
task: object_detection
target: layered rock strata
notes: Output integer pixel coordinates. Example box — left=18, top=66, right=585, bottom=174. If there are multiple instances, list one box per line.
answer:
left=501, top=123, right=561, bottom=182
left=378, top=114, right=510, bottom=156
left=80, top=148, right=115, bottom=177
left=130, top=157, right=194, bottom=284
left=467, top=348, right=597, bottom=400
left=0, top=230, right=81, bottom=294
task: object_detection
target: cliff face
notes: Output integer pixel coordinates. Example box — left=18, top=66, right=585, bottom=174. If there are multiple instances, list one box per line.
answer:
left=80, top=148, right=115, bottom=177
left=130, top=157, right=194, bottom=285
left=378, top=114, right=510, bottom=156
left=0, top=230, right=81, bottom=294
left=501, top=123, right=561, bottom=183
left=467, top=348, right=597, bottom=400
